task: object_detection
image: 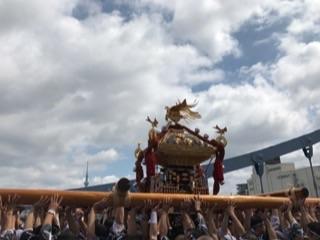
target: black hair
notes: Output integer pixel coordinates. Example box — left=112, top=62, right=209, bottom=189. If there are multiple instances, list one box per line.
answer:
left=57, top=229, right=76, bottom=240
left=308, top=222, right=320, bottom=237
left=250, top=215, right=263, bottom=229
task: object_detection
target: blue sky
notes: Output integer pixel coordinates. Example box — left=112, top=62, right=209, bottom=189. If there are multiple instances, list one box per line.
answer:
left=0, top=0, right=319, bottom=194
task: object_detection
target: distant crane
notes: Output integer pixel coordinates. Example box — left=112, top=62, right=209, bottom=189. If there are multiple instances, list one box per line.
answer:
left=84, top=161, right=89, bottom=188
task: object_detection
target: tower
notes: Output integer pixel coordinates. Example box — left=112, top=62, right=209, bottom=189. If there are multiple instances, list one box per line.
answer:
left=84, top=161, right=89, bottom=188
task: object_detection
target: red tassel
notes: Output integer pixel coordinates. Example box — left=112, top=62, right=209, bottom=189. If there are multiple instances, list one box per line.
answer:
left=213, top=145, right=225, bottom=195
left=145, top=148, right=156, bottom=178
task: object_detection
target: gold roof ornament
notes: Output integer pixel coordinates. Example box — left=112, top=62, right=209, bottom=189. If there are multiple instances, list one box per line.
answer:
left=214, top=125, right=227, bottom=135
left=146, top=116, right=158, bottom=128
left=146, top=116, right=159, bottom=143
left=214, top=125, right=228, bottom=146
left=165, top=99, right=201, bottom=124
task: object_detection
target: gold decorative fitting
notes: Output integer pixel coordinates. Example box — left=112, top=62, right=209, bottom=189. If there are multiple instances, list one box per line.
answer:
left=134, top=143, right=142, bottom=159
left=165, top=99, right=201, bottom=124
left=216, top=135, right=228, bottom=146
left=146, top=116, right=158, bottom=128
left=214, top=125, right=227, bottom=135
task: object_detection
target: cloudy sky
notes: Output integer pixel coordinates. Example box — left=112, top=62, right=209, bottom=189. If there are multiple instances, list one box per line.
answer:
left=0, top=0, right=319, bottom=194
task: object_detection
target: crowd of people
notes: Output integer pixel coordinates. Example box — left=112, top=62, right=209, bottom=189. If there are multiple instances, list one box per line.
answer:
left=1, top=194, right=320, bottom=240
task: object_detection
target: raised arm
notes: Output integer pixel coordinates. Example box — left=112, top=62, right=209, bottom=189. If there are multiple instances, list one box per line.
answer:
left=205, top=206, right=218, bottom=240
left=180, top=198, right=195, bottom=238
left=279, top=204, right=290, bottom=231
left=66, top=207, right=80, bottom=236
left=25, top=196, right=49, bottom=231
left=41, top=194, right=63, bottom=240
left=244, top=208, right=253, bottom=232
left=42, top=194, right=62, bottom=226
left=127, top=207, right=138, bottom=236
left=87, top=207, right=96, bottom=240
left=158, top=198, right=171, bottom=239
left=3, top=195, right=19, bottom=234
left=299, top=199, right=316, bottom=231
left=87, top=196, right=112, bottom=239
left=145, top=200, right=159, bottom=240
left=227, top=204, right=246, bottom=237
left=261, top=210, right=277, bottom=240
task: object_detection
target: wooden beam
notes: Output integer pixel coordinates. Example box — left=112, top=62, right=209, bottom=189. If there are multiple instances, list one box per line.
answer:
left=259, top=187, right=309, bottom=199
left=0, top=188, right=319, bottom=209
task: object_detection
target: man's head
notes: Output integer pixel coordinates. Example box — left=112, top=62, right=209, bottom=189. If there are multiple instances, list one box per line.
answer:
left=57, top=230, right=76, bottom=240
left=315, top=206, right=320, bottom=221
left=307, top=222, right=320, bottom=240
left=290, top=223, right=304, bottom=240
left=250, top=215, right=265, bottom=236
left=292, top=207, right=302, bottom=223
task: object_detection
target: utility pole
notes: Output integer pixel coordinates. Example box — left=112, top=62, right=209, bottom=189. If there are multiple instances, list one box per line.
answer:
left=254, top=160, right=264, bottom=194
left=303, top=145, right=318, bottom=197
left=84, top=161, right=89, bottom=188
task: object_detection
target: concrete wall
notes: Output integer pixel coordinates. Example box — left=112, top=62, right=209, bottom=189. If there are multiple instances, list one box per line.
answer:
left=247, top=162, right=320, bottom=197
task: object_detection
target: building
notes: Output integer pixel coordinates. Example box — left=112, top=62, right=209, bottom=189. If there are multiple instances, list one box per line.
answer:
left=247, top=161, right=320, bottom=196
left=236, top=183, right=249, bottom=195
left=295, top=167, right=320, bottom=196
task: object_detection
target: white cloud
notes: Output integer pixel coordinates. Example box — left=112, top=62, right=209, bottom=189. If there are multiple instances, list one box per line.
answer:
left=196, top=80, right=310, bottom=156
left=91, top=175, right=119, bottom=185
left=129, top=0, right=309, bottom=62
left=242, top=38, right=320, bottom=130
left=0, top=0, right=215, bottom=189
left=89, top=149, right=118, bottom=163
left=272, top=38, right=320, bottom=105
left=286, top=0, right=320, bottom=35
left=73, top=149, right=119, bottom=168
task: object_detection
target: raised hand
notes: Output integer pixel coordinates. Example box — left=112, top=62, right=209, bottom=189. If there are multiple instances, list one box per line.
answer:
left=296, top=198, right=306, bottom=209
left=260, top=209, right=269, bottom=221
left=75, top=208, right=85, bottom=221
left=161, top=197, right=172, bottom=213
left=48, top=194, right=63, bottom=211
left=180, top=197, right=192, bottom=212
left=93, top=196, right=112, bottom=212
left=33, top=196, right=49, bottom=213
left=0, top=196, right=2, bottom=210
left=193, top=194, right=201, bottom=212
left=209, top=203, right=218, bottom=212
left=286, top=201, right=293, bottom=213
left=226, top=202, right=236, bottom=216
left=144, top=199, right=160, bottom=211
left=6, top=194, right=20, bottom=211
left=279, top=204, right=287, bottom=213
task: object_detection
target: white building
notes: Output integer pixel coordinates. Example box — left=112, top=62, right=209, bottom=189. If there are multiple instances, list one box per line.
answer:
left=247, top=162, right=320, bottom=197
